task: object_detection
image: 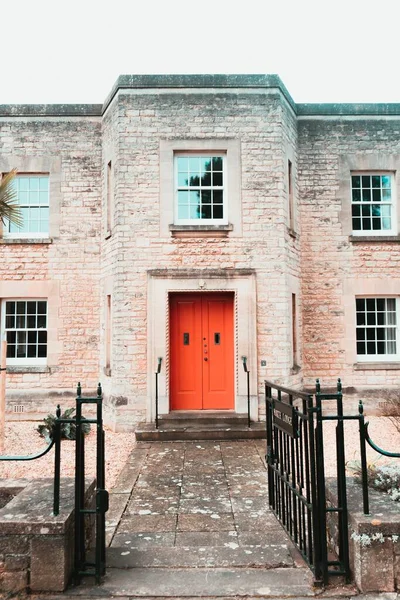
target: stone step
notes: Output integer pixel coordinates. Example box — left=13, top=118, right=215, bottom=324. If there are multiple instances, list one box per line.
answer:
left=106, top=543, right=293, bottom=569
left=66, top=566, right=315, bottom=597
left=135, top=421, right=265, bottom=441
left=160, top=411, right=252, bottom=426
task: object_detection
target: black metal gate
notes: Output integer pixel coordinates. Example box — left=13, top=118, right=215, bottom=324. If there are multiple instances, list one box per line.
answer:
left=265, top=379, right=351, bottom=585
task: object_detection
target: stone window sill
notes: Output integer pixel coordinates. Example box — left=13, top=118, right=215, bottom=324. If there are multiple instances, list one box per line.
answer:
left=169, top=224, right=233, bottom=238
left=0, top=237, right=53, bottom=245
left=354, top=362, right=400, bottom=371
left=349, top=235, right=400, bottom=243
left=7, top=366, right=51, bottom=374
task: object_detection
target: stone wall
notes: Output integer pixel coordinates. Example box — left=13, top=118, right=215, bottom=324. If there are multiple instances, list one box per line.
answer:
left=0, top=114, right=102, bottom=408
left=0, top=478, right=95, bottom=593
left=298, top=117, right=400, bottom=389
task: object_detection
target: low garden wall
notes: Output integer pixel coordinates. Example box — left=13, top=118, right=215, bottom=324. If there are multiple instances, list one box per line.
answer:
left=326, top=477, right=400, bottom=592
left=0, top=477, right=95, bottom=593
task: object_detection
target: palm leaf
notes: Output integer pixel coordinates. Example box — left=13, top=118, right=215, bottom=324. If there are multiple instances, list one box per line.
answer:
left=0, top=169, right=23, bottom=228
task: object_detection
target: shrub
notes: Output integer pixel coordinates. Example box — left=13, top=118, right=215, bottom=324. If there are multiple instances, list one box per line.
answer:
left=37, top=407, right=91, bottom=443
left=350, top=461, right=400, bottom=503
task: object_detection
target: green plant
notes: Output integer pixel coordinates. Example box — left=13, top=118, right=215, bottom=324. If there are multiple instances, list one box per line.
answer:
left=37, top=407, right=91, bottom=443
left=0, top=169, right=23, bottom=229
left=349, top=460, right=400, bottom=502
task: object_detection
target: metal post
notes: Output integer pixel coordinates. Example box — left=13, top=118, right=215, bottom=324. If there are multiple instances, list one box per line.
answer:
left=241, top=356, right=250, bottom=428
left=53, top=404, right=62, bottom=516
left=0, top=340, right=7, bottom=454
left=155, top=358, right=162, bottom=429
left=335, top=378, right=350, bottom=583
left=358, top=400, right=370, bottom=515
left=74, top=383, right=83, bottom=585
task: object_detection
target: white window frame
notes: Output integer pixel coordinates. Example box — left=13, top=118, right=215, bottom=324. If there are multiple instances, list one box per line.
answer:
left=351, top=171, right=396, bottom=236
left=3, top=173, right=50, bottom=238
left=1, top=299, right=48, bottom=365
left=356, top=296, right=400, bottom=362
left=174, top=153, right=228, bottom=226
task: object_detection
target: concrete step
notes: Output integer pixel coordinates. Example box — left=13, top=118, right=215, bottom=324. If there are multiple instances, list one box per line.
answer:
left=160, top=411, right=251, bottom=426
left=135, top=421, right=265, bottom=441
left=67, top=566, right=315, bottom=597
left=106, top=543, right=293, bottom=569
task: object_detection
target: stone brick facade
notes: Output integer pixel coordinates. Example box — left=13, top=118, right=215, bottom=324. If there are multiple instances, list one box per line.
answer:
left=1, top=75, right=399, bottom=430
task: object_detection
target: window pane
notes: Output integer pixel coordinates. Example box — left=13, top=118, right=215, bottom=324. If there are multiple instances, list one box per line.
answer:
left=362, top=175, right=371, bottom=188
left=37, top=315, right=46, bottom=328
left=7, top=331, right=16, bottom=344
left=372, top=175, right=381, bottom=188
left=178, top=191, right=189, bottom=205
left=357, top=342, right=366, bottom=354
left=5, top=315, right=15, bottom=329
left=200, top=158, right=211, bottom=173
left=352, top=189, right=361, bottom=202
left=202, top=191, right=211, bottom=204
left=6, top=345, right=15, bottom=358
left=212, top=157, right=223, bottom=171
left=27, top=345, right=37, bottom=358
left=178, top=173, right=188, bottom=187
left=212, top=172, right=223, bottom=186
left=38, top=331, right=47, bottom=344
left=27, top=301, right=36, bottom=314
left=39, top=177, right=49, bottom=191
left=27, top=315, right=36, bottom=328
left=16, top=315, right=26, bottom=328
left=362, top=189, right=371, bottom=202
left=201, top=205, right=211, bottom=219
left=213, top=190, right=223, bottom=204
left=17, top=301, right=26, bottom=314
left=27, top=331, right=37, bottom=344
left=188, top=157, right=200, bottom=172
left=178, top=205, right=189, bottom=219
left=356, top=298, right=365, bottom=311
left=189, top=204, right=201, bottom=219
left=38, top=345, right=47, bottom=358
left=177, top=157, right=188, bottom=171
left=213, top=205, right=223, bottom=219
left=6, top=302, right=15, bottom=315
left=37, top=301, right=47, bottom=315
left=382, top=175, right=391, bottom=188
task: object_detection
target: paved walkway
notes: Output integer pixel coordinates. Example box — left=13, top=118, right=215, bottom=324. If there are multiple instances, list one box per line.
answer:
left=70, top=440, right=317, bottom=598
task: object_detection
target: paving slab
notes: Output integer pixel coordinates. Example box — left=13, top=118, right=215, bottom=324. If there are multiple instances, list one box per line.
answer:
left=66, top=567, right=315, bottom=597
left=174, top=531, right=239, bottom=547
left=111, top=532, right=176, bottom=548
left=106, top=543, right=295, bottom=568
left=177, top=513, right=235, bottom=532
left=117, top=514, right=177, bottom=533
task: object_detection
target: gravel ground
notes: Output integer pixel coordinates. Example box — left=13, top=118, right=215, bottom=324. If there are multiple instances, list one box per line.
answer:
left=323, top=416, right=400, bottom=477
left=0, top=421, right=136, bottom=489
left=0, top=417, right=397, bottom=489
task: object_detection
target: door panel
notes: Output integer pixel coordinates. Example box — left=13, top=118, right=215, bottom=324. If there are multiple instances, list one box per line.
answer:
left=202, top=296, right=234, bottom=409
left=170, top=293, right=234, bottom=410
left=170, top=295, right=203, bottom=410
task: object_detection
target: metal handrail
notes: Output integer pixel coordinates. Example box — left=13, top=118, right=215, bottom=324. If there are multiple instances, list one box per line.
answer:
left=155, top=357, right=162, bottom=429
left=241, top=356, right=250, bottom=428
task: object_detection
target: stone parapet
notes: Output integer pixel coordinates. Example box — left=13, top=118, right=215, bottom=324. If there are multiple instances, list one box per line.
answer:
left=0, top=477, right=95, bottom=593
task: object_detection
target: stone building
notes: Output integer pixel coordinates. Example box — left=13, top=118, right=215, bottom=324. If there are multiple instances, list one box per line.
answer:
left=0, top=74, right=399, bottom=431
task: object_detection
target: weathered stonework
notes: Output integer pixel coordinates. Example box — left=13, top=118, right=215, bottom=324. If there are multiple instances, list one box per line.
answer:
left=1, top=75, right=400, bottom=430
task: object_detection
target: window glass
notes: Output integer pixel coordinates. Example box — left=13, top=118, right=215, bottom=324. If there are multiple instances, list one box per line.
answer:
left=351, top=173, right=394, bottom=234
left=175, top=155, right=225, bottom=222
left=6, top=175, right=49, bottom=236
left=356, top=297, right=398, bottom=359
left=4, top=300, right=47, bottom=362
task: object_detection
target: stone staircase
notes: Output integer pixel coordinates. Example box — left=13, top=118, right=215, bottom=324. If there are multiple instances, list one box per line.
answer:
left=135, top=411, right=265, bottom=441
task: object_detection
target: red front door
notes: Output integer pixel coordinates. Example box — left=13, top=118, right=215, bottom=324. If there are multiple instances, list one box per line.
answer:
left=170, top=293, right=234, bottom=410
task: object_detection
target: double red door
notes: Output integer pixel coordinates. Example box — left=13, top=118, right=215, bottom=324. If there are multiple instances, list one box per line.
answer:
left=170, top=293, right=234, bottom=410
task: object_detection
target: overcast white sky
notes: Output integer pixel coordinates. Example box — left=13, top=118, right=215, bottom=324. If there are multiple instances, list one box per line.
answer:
left=1, top=0, right=399, bottom=105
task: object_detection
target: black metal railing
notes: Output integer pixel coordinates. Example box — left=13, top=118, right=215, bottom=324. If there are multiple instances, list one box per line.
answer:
left=241, top=356, right=251, bottom=428
left=0, top=382, right=108, bottom=585
left=265, top=378, right=352, bottom=585
left=358, top=399, right=400, bottom=515
left=155, top=357, right=162, bottom=429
